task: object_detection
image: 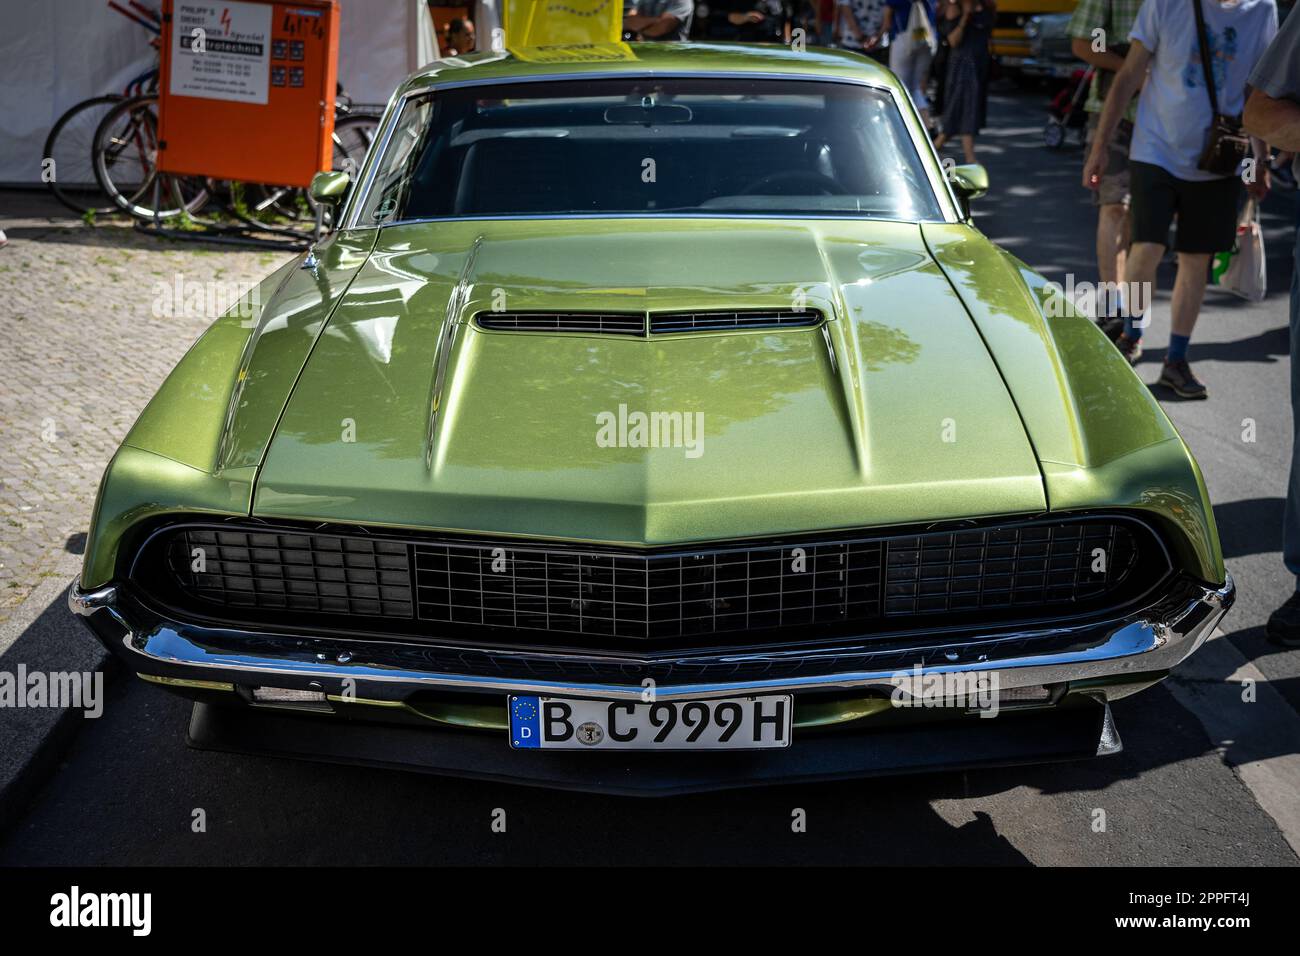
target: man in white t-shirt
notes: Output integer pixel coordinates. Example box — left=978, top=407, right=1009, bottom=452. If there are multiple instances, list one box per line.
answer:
left=1084, top=0, right=1277, bottom=399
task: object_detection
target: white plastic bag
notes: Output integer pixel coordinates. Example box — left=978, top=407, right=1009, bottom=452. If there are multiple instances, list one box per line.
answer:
left=1211, top=199, right=1268, bottom=303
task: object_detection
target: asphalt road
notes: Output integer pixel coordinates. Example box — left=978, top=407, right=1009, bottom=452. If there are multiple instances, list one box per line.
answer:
left=2, top=86, right=1298, bottom=866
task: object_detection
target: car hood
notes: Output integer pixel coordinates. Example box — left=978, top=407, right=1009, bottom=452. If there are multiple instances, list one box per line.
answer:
left=250, top=218, right=1046, bottom=544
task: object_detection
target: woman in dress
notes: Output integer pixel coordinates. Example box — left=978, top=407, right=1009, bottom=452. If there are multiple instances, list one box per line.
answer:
left=932, top=0, right=993, bottom=165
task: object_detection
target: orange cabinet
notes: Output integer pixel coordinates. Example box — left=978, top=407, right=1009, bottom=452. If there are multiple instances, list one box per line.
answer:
left=157, top=0, right=339, bottom=187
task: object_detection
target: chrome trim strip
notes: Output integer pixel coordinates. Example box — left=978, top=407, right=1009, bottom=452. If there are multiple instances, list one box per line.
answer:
left=71, top=575, right=1233, bottom=703
left=340, top=70, right=961, bottom=231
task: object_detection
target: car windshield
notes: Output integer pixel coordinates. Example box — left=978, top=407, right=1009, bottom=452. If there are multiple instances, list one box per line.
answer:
left=354, top=77, right=944, bottom=224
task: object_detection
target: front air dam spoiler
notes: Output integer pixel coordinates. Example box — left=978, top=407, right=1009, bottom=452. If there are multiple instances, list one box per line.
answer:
left=186, top=695, right=1120, bottom=797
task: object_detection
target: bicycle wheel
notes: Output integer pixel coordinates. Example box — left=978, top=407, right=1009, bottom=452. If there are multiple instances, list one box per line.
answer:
left=92, top=94, right=210, bottom=220
left=331, top=113, right=379, bottom=180
left=43, top=94, right=124, bottom=215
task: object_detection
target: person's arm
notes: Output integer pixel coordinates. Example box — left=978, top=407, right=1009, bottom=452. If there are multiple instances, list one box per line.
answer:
left=872, top=5, right=893, bottom=48
left=727, top=2, right=766, bottom=26
left=1070, top=37, right=1126, bottom=73
left=624, top=14, right=681, bottom=36
left=638, top=14, right=680, bottom=37
left=837, top=3, right=865, bottom=42
left=626, top=1, right=689, bottom=38
left=947, top=0, right=972, bottom=48
left=1246, top=132, right=1272, bottom=200
left=1066, top=0, right=1124, bottom=70
left=1082, top=38, right=1152, bottom=190
left=1244, top=87, right=1300, bottom=152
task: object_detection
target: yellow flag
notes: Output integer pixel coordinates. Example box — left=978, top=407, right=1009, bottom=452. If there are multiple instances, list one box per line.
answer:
left=503, top=0, right=621, bottom=47
left=511, top=42, right=637, bottom=62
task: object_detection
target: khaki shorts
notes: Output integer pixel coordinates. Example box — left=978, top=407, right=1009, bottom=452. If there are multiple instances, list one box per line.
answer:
left=1085, top=116, right=1133, bottom=208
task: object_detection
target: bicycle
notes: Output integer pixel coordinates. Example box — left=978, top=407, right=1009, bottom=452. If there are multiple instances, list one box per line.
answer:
left=42, top=0, right=160, bottom=215
left=91, top=92, right=213, bottom=221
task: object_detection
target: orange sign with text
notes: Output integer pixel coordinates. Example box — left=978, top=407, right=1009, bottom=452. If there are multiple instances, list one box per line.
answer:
left=157, top=0, right=339, bottom=188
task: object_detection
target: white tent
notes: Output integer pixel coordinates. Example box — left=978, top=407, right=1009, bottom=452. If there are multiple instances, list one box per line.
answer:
left=0, top=0, right=438, bottom=185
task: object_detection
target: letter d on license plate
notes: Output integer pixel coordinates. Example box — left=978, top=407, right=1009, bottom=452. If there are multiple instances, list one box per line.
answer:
left=508, top=695, right=792, bottom=750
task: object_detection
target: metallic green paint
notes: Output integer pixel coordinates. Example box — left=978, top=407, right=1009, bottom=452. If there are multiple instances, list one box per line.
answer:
left=308, top=170, right=350, bottom=204
left=79, top=43, right=1225, bottom=596
left=922, top=224, right=1223, bottom=582
left=251, top=218, right=1047, bottom=543
left=80, top=231, right=375, bottom=587
left=947, top=164, right=989, bottom=201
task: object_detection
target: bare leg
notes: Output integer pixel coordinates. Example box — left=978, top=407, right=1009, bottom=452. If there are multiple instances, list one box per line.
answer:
left=1171, top=251, right=1212, bottom=339
left=960, top=134, right=976, bottom=165
left=1156, top=251, right=1213, bottom=396
left=1124, top=240, right=1166, bottom=338
left=1096, top=203, right=1128, bottom=287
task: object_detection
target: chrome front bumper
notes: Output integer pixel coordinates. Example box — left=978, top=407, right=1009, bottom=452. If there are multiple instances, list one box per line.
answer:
left=69, top=573, right=1234, bottom=704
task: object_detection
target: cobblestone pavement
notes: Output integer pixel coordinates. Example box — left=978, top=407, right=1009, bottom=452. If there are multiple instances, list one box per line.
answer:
left=0, top=193, right=293, bottom=621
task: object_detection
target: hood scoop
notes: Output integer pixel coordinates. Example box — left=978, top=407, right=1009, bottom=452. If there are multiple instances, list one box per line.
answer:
left=475, top=308, right=824, bottom=337
left=476, top=311, right=645, bottom=336
left=650, top=309, right=821, bottom=334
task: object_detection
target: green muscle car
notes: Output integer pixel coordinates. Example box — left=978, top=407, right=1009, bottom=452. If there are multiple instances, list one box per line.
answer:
left=70, top=43, right=1233, bottom=794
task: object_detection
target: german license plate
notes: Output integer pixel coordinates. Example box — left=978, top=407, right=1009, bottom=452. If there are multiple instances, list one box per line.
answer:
left=507, top=694, right=792, bottom=750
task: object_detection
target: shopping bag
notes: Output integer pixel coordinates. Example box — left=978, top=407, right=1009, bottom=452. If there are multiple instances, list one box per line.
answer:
left=1211, top=199, right=1268, bottom=302
left=910, top=1, right=938, bottom=55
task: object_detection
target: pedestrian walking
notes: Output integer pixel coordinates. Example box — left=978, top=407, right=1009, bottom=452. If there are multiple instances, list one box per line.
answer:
left=1084, top=0, right=1277, bottom=397
left=878, top=0, right=939, bottom=130
left=1068, top=0, right=1144, bottom=339
left=812, top=0, right=837, bottom=44
left=1243, top=8, right=1300, bottom=643
left=932, top=0, right=994, bottom=165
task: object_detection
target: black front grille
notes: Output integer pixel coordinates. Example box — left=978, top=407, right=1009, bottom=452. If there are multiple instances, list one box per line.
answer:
left=414, top=538, right=882, bottom=639
left=178, top=529, right=413, bottom=618
left=883, top=523, right=1136, bottom=616
left=153, top=517, right=1163, bottom=647
left=650, top=309, right=821, bottom=334
left=475, top=312, right=644, bottom=335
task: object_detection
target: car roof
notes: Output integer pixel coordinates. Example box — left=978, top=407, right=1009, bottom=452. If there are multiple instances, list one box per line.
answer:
left=398, top=42, right=899, bottom=96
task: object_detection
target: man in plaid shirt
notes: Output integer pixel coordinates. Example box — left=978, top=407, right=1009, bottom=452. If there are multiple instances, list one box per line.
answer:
left=1069, top=0, right=1143, bottom=338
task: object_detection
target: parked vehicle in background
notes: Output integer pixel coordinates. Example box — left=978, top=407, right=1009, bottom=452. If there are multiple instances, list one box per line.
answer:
left=1022, top=12, right=1079, bottom=78
left=993, top=0, right=1075, bottom=71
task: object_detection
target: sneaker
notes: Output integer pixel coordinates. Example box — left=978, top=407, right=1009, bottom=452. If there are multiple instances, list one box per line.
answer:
left=1096, top=315, right=1124, bottom=342
left=1266, top=592, right=1300, bottom=647
left=1114, top=333, right=1142, bottom=365
left=1158, top=358, right=1207, bottom=399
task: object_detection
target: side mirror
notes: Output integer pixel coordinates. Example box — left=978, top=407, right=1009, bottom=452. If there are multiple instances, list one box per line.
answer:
left=309, top=170, right=350, bottom=205
left=947, top=163, right=989, bottom=202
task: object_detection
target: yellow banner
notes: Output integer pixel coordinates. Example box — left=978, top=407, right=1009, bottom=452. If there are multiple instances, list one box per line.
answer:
left=510, top=42, right=637, bottom=63
left=504, top=0, right=621, bottom=47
